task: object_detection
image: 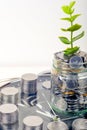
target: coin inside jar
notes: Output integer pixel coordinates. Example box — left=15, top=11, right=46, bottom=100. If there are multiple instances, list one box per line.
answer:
left=63, top=91, right=79, bottom=111
left=63, top=91, right=75, bottom=97
left=83, top=93, right=87, bottom=97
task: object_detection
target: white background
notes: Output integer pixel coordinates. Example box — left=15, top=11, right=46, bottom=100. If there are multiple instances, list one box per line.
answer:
left=0, top=0, right=87, bottom=78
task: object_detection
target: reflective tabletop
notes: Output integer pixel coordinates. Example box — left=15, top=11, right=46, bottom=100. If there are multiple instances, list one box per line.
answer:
left=0, top=72, right=87, bottom=130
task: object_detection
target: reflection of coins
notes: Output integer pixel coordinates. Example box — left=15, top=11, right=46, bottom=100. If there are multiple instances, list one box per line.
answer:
left=42, top=81, right=51, bottom=89
left=21, top=93, right=38, bottom=106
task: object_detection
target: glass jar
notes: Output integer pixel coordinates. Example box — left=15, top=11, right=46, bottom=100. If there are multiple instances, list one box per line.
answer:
left=51, top=51, right=87, bottom=116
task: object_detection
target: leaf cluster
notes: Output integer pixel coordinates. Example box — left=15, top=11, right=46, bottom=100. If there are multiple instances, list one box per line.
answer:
left=58, top=1, right=85, bottom=56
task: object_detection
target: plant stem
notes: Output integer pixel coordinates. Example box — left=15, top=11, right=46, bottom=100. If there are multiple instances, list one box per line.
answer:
left=71, top=30, right=73, bottom=48
left=70, top=14, right=73, bottom=48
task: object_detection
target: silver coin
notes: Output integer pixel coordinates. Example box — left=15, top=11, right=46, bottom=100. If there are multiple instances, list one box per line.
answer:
left=72, top=118, right=87, bottom=130
left=1, top=87, right=19, bottom=104
left=23, top=116, right=43, bottom=130
left=1, top=122, right=19, bottom=130
left=69, top=56, right=83, bottom=69
left=21, top=73, right=38, bottom=95
left=0, top=104, right=18, bottom=124
left=47, top=120, right=68, bottom=130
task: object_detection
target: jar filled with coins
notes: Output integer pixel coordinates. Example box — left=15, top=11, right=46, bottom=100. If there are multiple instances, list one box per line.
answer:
left=51, top=51, right=87, bottom=114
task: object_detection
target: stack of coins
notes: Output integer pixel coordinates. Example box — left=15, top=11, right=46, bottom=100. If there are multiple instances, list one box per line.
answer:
left=1, top=122, right=19, bottom=130
left=51, top=52, right=63, bottom=75
left=1, top=87, right=19, bottom=104
left=0, top=104, right=18, bottom=124
left=63, top=91, right=79, bottom=112
left=47, top=120, right=68, bottom=130
left=21, top=73, right=38, bottom=95
left=23, top=116, right=43, bottom=130
left=72, top=118, right=87, bottom=130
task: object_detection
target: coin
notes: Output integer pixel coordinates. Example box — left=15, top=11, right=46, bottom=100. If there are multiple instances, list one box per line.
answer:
left=1, top=87, right=19, bottom=104
left=69, top=56, right=83, bottom=69
left=47, top=120, right=68, bottom=130
left=23, top=116, right=43, bottom=130
left=0, top=104, right=18, bottom=124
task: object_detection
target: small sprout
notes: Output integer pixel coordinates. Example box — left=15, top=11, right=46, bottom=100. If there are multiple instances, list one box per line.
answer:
left=53, top=116, right=58, bottom=121
left=59, top=1, right=85, bottom=56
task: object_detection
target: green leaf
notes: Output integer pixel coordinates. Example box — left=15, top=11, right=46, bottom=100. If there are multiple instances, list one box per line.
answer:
left=62, top=6, right=74, bottom=15
left=69, top=1, right=76, bottom=8
left=61, top=28, right=68, bottom=31
left=64, top=46, right=79, bottom=56
left=67, top=24, right=82, bottom=31
left=59, top=36, right=70, bottom=44
left=62, top=6, right=70, bottom=14
left=72, top=31, right=85, bottom=42
left=61, top=14, right=81, bottom=22
left=71, top=14, right=81, bottom=22
left=59, top=1, right=84, bottom=56
left=61, top=24, right=82, bottom=32
left=61, top=17, right=71, bottom=22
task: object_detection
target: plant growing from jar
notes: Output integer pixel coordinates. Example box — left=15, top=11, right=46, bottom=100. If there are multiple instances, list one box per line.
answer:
left=59, top=1, right=84, bottom=56
left=51, top=1, right=87, bottom=122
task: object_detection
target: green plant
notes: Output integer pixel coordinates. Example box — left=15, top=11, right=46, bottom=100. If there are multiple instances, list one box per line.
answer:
left=59, top=1, right=85, bottom=56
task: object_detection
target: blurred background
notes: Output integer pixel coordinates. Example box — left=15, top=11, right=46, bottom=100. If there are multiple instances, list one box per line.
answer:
left=0, top=0, right=87, bottom=78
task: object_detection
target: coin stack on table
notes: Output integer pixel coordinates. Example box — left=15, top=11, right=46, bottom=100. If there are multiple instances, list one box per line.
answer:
left=23, top=116, right=43, bottom=130
left=72, top=118, right=87, bottom=130
left=1, top=86, right=19, bottom=104
left=0, top=104, right=18, bottom=124
left=21, top=73, right=38, bottom=96
left=47, top=119, right=68, bottom=130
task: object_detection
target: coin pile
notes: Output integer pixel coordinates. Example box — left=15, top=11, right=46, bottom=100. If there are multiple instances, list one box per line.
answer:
left=23, top=116, right=43, bottom=130
left=72, top=118, right=87, bottom=130
left=1, top=86, right=19, bottom=104
left=47, top=120, right=68, bottom=130
left=0, top=104, right=18, bottom=124
left=21, top=73, right=38, bottom=96
left=63, top=91, right=79, bottom=112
